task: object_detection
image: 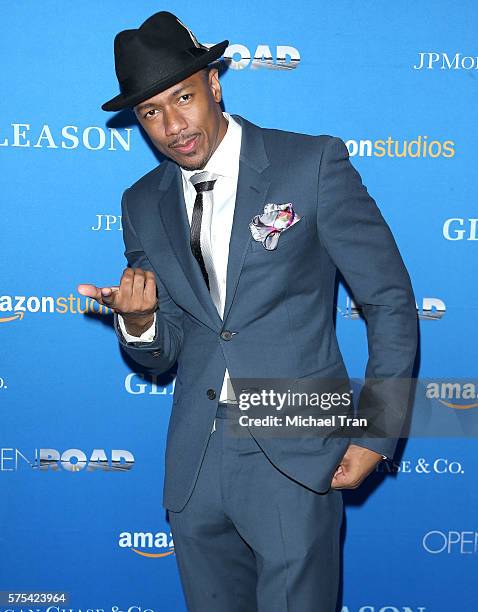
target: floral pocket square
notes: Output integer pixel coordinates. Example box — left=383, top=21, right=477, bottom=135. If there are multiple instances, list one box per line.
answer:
left=249, top=202, right=301, bottom=250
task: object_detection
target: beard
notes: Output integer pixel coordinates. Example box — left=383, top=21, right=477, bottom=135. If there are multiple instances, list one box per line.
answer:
left=176, top=148, right=213, bottom=172
left=178, top=158, right=208, bottom=171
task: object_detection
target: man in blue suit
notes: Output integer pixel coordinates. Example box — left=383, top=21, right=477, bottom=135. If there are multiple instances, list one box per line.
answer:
left=79, top=11, right=418, bottom=612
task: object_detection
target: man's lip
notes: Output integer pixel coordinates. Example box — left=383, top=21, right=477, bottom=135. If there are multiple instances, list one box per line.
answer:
left=171, top=135, right=198, bottom=153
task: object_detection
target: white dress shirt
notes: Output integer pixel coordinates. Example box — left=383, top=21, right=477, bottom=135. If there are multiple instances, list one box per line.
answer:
left=118, top=111, right=242, bottom=405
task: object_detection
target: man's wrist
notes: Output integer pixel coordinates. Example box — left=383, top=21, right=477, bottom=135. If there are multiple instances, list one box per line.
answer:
left=116, top=312, right=157, bottom=344
left=122, top=313, right=155, bottom=336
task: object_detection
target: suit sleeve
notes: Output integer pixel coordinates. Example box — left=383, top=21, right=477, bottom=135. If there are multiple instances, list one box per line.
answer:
left=113, top=188, right=184, bottom=373
left=316, top=136, right=418, bottom=459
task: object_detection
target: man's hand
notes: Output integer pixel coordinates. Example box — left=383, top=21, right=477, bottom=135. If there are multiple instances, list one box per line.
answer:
left=330, top=443, right=383, bottom=490
left=77, top=267, right=158, bottom=336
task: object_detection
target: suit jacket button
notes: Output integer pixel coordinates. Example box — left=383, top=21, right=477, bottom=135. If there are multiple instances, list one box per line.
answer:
left=207, top=388, right=216, bottom=400
left=220, top=330, right=233, bottom=341
left=151, top=350, right=162, bottom=357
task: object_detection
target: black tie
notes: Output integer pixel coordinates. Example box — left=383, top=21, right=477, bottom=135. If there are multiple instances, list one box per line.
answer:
left=189, top=172, right=217, bottom=290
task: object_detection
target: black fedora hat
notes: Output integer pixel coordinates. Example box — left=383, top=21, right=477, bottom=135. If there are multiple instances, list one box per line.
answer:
left=102, top=11, right=229, bottom=112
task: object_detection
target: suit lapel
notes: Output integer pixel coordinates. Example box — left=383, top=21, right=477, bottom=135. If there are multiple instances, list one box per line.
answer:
left=156, top=162, right=222, bottom=331
left=222, top=114, right=271, bottom=323
left=154, top=114, right=271, bottom=328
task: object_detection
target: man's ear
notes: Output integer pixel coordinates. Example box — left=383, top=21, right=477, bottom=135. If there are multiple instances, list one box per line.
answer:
left=208, top=67, right=222, bottom=103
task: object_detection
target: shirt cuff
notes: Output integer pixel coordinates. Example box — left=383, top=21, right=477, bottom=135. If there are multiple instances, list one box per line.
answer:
left=117, top=312, right=157, bottom=343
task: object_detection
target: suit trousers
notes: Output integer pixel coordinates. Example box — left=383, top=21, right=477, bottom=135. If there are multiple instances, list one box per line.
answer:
left=168, top=402, right=344, bottom=612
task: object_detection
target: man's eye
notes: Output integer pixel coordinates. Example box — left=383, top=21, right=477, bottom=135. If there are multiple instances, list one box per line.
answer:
left=144, top=109, right=158, bottom=119
left=179, top=94, right=192, bottom=103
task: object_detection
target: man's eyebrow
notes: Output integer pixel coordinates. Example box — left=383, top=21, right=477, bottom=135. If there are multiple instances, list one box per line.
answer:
left=135, top=102, right=156, bottom=113
left=135, top=85, right=193, bottom=113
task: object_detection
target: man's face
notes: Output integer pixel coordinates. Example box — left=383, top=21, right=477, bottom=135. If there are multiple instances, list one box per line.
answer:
left=134, top=68, right=227, bottom=171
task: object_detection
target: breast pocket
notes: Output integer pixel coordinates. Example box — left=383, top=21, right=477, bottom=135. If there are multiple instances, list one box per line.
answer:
left=248, top=214, right=309, bottom=254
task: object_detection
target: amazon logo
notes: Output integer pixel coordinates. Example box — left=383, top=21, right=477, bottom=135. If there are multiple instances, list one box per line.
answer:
left=0, top=310, right=25, bottom=323
left=119, top=531, right=175, bottom=558
left=426, top=382, right=478, bottom=410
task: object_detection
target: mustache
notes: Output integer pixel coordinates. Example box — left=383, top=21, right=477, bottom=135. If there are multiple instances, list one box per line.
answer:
left=169, top=133, right=199, bottom=149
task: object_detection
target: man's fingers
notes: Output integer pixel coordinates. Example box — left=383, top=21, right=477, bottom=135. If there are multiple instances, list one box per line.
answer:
left=331, top=475, right=361, bottom=490
left=120, top=268, right=157, bottom=311
left=119, top=267, right=135, bottom=299
left=330, top=457, right=374, bottom=489
left=144, top=271, right=157, bottom=305
left=79, top=268, right=154, bottom=313
left=132, top=267, right=147, bottom=303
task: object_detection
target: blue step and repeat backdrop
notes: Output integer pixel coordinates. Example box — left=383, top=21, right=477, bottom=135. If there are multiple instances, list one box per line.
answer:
left=1, top=2, right=477, bottom=611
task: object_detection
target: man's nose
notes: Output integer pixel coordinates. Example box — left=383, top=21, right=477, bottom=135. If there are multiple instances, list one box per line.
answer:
left=163, top=107, right=187, bottom=137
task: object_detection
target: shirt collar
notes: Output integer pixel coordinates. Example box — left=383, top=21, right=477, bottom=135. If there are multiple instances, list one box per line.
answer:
left=180, top=111, right=241, bottom=182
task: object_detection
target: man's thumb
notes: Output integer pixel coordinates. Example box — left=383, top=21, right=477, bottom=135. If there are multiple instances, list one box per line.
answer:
left=100, top=287, right=117, bottom=306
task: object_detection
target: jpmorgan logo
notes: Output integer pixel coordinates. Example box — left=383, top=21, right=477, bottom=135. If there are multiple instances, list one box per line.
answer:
left=92, top=214, right=123, bottom=231
left=426, top=381, right=478, bottom=410
left=0, top=448, right=134, bottom=472
left=377, top=457, right=465, bottom=475
left=206, top=42, right=300, bottom=70
left=0, top=123, right=131, bottom=150
left=337, top=297, right=446, bottom=320
left=443, top=218, right=478, bottom=241
left=414, top=51, right=478, bottom=70
left=119, top=531, right=175, bottom=558
left=422, top=530, right=478, bottom=554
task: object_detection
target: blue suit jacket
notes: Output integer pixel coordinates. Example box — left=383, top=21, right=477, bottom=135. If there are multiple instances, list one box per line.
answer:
left=114, top=114, right=418, bottom=512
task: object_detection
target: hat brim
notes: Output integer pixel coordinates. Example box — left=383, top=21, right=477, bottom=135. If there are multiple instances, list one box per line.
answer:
left=101, top=39, right=229, bottom=112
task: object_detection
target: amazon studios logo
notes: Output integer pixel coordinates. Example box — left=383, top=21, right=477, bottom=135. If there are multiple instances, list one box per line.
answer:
left=0, top=294, right=112, bottom=323
left=0, top=448, right=134, bottom=472
left=345, top=136, right=454, bottom=159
